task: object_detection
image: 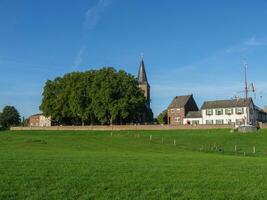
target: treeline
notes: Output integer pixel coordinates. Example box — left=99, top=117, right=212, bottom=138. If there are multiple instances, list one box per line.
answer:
left=0, top=106, right=21, bottom=130
left=40, top=67, right=153, bottom=125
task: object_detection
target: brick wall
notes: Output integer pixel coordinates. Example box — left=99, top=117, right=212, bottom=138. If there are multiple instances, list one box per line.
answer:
left=168, top=108, right=185, bottom=125
left=29, top=115, right=40, bottom=127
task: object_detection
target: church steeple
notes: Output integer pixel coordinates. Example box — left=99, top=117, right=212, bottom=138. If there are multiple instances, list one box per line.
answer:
left=137, top=59, right=148, bottom=84
left=137, top=58, right=150, bottom=107
left=137, top=57, right=153, bottom=122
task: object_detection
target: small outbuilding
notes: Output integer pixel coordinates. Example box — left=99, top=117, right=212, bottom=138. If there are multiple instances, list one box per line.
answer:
left=29, top=114, right=51, bottom=127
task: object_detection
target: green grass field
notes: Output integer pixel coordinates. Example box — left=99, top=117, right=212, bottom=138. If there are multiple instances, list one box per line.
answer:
left=1, top=129, right=267, bottom=199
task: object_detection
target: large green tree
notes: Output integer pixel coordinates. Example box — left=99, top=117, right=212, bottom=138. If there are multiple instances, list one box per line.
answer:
left=0, top=106, right=21, bottom=128
left=40, top=67, right=149, bottom=125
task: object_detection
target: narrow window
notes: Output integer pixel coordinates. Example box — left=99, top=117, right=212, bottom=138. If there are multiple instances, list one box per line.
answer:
left=215, top=109, right=223, bottom=115
left=236, top=108, right=244, bottom=114
left=206, top=109, right=213, bottom=115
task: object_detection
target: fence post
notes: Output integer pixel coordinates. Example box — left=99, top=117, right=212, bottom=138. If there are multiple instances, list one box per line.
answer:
left=174, top=139, right=176, bottom=146
left=235, top=145, right=237, bottom=152
left=150, top=135, right=152, bottom=141
left=253, top=146, right=256, bottom=154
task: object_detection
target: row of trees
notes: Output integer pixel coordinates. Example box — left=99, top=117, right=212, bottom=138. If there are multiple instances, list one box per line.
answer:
left=0, top=106, right=21, bottom=129
left=40, top=67, right=153, bottom=125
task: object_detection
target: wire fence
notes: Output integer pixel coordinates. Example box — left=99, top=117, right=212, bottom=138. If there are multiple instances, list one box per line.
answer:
left=108, top=132, right=266, bottom=157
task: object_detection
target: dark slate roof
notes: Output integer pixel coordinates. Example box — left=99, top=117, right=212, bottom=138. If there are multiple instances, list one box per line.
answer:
left=137, top=59, right=148, bottom=84
left=185, top=111, right=202, bottom=118
left=201, top=98, right=253, bottom=109
left=168, top=95, right=192, bottom=108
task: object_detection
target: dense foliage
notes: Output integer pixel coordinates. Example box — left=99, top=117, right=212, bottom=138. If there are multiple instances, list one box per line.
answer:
left=156, top=110, right=168, bottom=124
left=40, top=67, right=153, bottom=125
left=0, top=106, right=21, bottom=129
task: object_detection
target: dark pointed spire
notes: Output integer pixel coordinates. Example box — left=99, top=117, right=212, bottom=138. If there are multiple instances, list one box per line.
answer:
left=138, top=58, right=148, bottom=84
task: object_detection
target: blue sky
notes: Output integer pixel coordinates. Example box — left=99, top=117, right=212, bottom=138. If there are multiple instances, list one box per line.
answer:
left=1, top=0, right=267, bottom=117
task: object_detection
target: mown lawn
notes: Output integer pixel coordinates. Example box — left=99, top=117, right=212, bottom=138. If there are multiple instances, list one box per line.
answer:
left=1, top=129, right=267, bottom=199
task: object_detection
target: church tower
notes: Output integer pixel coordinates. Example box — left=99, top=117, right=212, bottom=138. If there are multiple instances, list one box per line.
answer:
left=137, top=58, right=150, bottom=108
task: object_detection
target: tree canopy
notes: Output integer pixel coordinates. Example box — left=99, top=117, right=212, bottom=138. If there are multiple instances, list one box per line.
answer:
left=156, top=110, right=168, bottom=124
left=40, top=67, right=153, bottom=125
left=0, top=106, right=21, bottom=129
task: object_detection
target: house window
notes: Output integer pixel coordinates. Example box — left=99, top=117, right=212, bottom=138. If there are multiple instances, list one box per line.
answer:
left=215, top=109, right=223, bottom=115
left=227, top=119, right=232, bottom=124
left=174, top=117, right=180, bottom=122
left=206, top=109, right=213, bottom=115
left=176, top=108, right=180, bottom=112
left=192, top=120, right=199, bottom=125
left=171, top=109, right=175, bottom=113
left=236, top=108, right=244, bottom=115
left=206, top=120, right=213, bottom=125
left=225, top=108, right=233, bottom=115
left=216, top=119, right=224, bottom=124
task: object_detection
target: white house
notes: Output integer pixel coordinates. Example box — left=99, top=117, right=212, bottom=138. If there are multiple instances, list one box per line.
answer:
left=183, top=97, right=267, bottom=126
left=201, top=98, right=261, bottom=126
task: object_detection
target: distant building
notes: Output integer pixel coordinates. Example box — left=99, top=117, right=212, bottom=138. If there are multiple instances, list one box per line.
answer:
left=29, top=114, right=51, bottom=127
left=167, top=95, right=267, bottom=126
left=137, top=59, right=150, bottom=108
left=183, top=110, right=203, bottom=125
left=167, top=94, right=199, bottom=125
left=200, top=98, right=267, bottom=126
left=137, top=59, right=153, bottom=122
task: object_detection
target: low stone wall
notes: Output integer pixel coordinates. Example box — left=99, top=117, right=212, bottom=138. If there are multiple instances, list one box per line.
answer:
left=10, top=124, right=234, bottom=131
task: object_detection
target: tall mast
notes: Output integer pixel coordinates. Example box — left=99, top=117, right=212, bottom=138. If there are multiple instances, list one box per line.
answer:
left=244, top=63, right=248, bottom=100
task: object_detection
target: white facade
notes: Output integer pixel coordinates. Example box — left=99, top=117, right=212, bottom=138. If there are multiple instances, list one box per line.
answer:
left=183, top=118, right=203, bottom=125
left=177, top=97, right=267, bottom=126
left=29, top=114, right=51, bottom=127
left=202, top=102, right=256, bottom=126
left=39, top=115, right=51, bottom=127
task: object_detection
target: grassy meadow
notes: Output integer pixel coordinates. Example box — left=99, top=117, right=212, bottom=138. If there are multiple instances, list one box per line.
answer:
left=1, top=129, right=267, bottom=199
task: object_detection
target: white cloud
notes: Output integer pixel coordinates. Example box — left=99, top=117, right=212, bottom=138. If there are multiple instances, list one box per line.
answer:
left=84, top=0, right=111, bottom=31
left=73, top=45, right=86, bottom=68
left=73, top=0, right=111, bottom=69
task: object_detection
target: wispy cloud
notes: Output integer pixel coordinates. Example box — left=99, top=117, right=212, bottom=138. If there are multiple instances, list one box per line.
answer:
left=244, top=37, right=267, bottom=46
left=73, top=45, right=86, bottom=69
left=84, top=0, right=111, bottom=31
left=225, top=36, right=267, bottom=53
left=73, top=0, right=112, bottom=69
